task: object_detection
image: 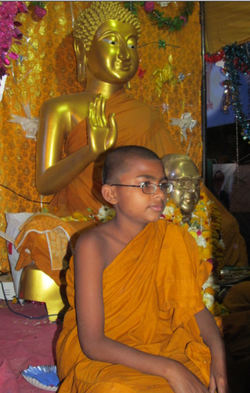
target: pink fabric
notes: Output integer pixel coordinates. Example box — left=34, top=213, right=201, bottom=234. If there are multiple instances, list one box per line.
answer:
left=0, top=300, right=62, bottom=392
left=0, top=356, right=19, bottom=393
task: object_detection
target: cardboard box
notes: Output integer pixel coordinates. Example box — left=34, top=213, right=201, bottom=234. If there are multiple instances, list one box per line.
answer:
left=0, top=275, right=16, bottom=300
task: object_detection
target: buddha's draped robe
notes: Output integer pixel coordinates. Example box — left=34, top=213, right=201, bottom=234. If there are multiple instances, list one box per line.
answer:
left=56, top=221, right=212, bottom=392
left=15, top=89, right=248, bottom=284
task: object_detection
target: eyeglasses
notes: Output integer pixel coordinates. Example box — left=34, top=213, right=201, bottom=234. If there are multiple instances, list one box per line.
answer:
left=169, top=178, right=204, bottom=190
left=110, top=181, right=173, bottom=194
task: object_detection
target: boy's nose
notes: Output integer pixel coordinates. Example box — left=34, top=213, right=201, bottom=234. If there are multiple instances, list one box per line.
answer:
left=153, top=185, right=165, bottom=199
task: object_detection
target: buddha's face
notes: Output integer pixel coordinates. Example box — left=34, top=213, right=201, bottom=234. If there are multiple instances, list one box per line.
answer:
left=86, top=20, right=139, bottom=84
left=165, top=160, right=201, bottom=217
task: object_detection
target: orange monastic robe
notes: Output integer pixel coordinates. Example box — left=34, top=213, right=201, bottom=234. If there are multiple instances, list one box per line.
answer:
left=57, top=221, right=212, bottom=392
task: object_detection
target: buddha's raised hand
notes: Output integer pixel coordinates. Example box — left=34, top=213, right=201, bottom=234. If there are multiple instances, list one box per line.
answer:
left=87, top=94, right=117, bottom=156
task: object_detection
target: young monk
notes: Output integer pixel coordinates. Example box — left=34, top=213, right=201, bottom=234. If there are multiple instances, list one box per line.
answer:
left=56, top=146, right=229, bottom=393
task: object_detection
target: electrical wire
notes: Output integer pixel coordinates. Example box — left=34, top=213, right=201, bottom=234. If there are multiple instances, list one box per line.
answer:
left=0, top=183, right=50, bottom=204
left=0, top=281, right=59, bottom=321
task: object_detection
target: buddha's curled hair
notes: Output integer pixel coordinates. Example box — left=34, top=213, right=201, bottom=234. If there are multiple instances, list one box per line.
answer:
left=73, top=2, right=141, bottom=51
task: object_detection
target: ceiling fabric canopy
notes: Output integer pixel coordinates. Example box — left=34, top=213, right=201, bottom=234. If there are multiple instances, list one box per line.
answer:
left=204, top=1, right=250, bottom=54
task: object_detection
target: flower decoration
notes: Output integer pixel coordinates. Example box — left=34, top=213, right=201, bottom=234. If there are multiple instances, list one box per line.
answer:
left=96, top=206, right=116, bottom=222
left=34, top=5, right=46, bottom=18
left=137, top=66, right=146, bottom=79
left=161, top=192, right=226, bottom=316
left=179, top=15, right=187, bottom=26
left=124, top=2, right=194, bottom=32
left=60, top=206, right=115, bottom=224
left=28, top=2, right=47, bottom=22
left=143, top=1, right=194, bottom=32
left=0, top=1, right=27, bottom=82
left=144, top=2, right=155, bottom=13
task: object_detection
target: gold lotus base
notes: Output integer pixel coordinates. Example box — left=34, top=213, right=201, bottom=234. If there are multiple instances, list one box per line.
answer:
left=19, top=264, right=69, bottom=322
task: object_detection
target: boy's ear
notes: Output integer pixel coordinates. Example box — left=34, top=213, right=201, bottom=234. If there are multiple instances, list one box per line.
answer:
left=101, top=184, right=118, bottom=205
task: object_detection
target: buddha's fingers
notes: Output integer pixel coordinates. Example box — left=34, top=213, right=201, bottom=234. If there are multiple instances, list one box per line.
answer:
left=92, top=96, right=102, bottom=128
left=100, top=95, right=107, bottom=127
left=105, top=113, right=117, bottom=149
left=88, top=102, right=96, bottom=127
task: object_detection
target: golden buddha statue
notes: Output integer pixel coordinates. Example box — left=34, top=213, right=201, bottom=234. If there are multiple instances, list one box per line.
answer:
left=162, top=154, right=203, bottom=222
left=35, top=2, right=175, bottom=219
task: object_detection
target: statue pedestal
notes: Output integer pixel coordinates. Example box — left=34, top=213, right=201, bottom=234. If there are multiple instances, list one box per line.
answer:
left=19, top=264, right=69, bottom=322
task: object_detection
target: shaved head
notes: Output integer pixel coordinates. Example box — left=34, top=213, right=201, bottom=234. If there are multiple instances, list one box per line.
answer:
left=102, top=146, right=161, bottom=185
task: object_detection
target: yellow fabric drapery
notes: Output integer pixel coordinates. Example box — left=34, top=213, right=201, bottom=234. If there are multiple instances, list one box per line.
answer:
left=0, top=1, right=202, bottom=272
left=205, top=1, right=250, bottom=54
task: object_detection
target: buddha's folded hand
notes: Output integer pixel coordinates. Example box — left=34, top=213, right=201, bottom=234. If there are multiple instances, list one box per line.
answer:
left=87, top=94, right=117, bottom=155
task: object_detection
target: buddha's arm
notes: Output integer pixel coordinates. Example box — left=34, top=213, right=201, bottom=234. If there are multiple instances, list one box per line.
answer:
left=36, top=95, right=117, bottom=196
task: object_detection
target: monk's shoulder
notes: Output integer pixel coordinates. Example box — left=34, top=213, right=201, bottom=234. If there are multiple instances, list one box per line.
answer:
left=75, top=226, right=105, bottom=256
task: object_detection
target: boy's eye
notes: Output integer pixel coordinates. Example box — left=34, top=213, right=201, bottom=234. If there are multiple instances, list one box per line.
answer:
left=142, top=182, right=155, bottom=192
left=161, top=182, right=169, bottom=191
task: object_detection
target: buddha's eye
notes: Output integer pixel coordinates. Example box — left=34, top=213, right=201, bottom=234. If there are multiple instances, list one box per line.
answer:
left=128, top=44, right=136, bottom=49
left=102, top=38, right=118, bottom=46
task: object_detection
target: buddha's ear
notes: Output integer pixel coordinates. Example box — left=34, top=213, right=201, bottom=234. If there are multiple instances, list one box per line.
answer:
left=74, top=38, right=87, bottom=82
left=101, top=185, right=117, bottom=205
